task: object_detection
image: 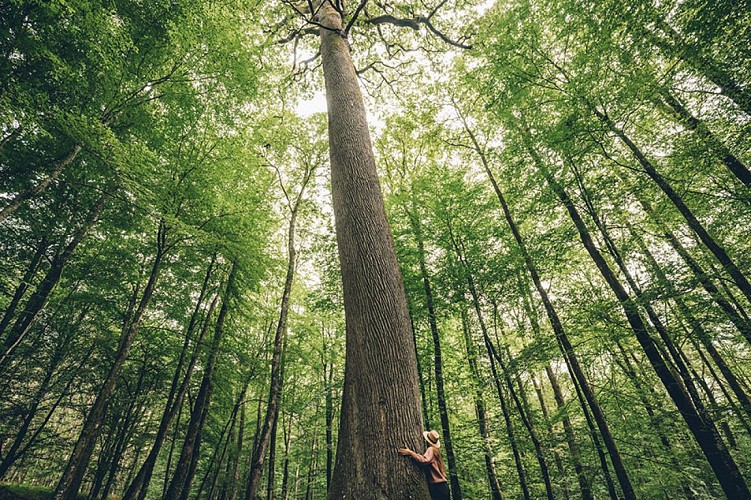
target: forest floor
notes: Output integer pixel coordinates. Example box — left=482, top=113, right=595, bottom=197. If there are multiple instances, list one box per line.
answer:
left=0, top=485, right=90, bottom=500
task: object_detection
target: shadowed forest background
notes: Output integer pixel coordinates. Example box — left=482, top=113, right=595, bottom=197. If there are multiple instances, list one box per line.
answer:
left=1, top=0, right=750, bottom=498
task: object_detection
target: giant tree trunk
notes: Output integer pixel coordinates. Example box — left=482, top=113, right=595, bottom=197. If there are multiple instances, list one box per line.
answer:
left=316, top=3, right=428, bottom=498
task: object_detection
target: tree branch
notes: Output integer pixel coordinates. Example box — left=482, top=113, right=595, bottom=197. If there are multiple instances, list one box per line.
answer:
left=344, top=0, right=370, bottom=36
left=365, top=13, right=472, bottom=49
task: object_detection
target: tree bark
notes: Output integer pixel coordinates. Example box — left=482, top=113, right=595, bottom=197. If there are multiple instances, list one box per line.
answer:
left=315, top=2, right=429, bottom=498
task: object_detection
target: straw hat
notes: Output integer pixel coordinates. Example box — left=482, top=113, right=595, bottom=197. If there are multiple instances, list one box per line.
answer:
left=423, top=430, right=441, bottom=448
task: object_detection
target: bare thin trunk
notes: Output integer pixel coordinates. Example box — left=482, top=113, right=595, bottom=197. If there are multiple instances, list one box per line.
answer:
left=527, top=135, right=749, bottom=498
left=53, top=218, right=163, bottom=500
left=164, top=263, right=236, bottom=500
left=0, top=144, right=82, bottom=223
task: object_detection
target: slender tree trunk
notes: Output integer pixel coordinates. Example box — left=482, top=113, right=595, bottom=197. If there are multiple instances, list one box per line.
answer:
left=660, top=90, right=751, bottom=187
left=651, top=20, right=751, bottom=116
left=596, top=110, right=751, bottom=305
left=485, top=318, right=554, bottom=500
left=164, top=394, right=184, bottom=498
left=229, top=387, right=248, bottom=500
left=123, top=257, right=218, bottom=500
left=0, top=194, right=107, bottom=370
left=98, top=362, right=148, bottom=500
left=305, top=435, right=318, bottom=500
left=544, top=365, right=593, bottom=500
left=634, top=194, right=751, bottom=344
left=0, top=304, right=89, bottom=478
left=281, top=414, right=293, bottom=500
left=457, top=111, right=627, bottom=499
left=450, top=240, right=530, bottom=499
left=460, top=309, right=503, bottom=500
left=315, top=3, right=428, bottom=497
left=527, top=136, right=750, bottom=498
left=266, top=409, right=280, bottom=500
left=575, top=167, right=705, bottom=412
left=0, top=236, right=47, bottom=339
left=409, top=209, right=462, bottom=500
left=487, top=327, right=530, bottom=500
left=323, top=337, right=334, bottom=492
left=246, top=166, right=312, bottom=498
left=165, top=263, right=236, bottom=500
left=0, top=144, right=82, bottom=223
left=532, top=375, right=570, bottom=499
left=631, top=223, right=751, bottom=420
left=567, top=363, right=619, bottom=500
left=53, top=215, right=165, bottom=500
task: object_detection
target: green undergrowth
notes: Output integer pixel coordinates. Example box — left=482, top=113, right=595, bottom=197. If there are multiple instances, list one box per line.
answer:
left=0, top=484, right=90, bottom=500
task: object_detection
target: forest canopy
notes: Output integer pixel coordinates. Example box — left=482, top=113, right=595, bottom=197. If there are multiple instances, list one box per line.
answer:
left=0, top=0, right=750, bottom=498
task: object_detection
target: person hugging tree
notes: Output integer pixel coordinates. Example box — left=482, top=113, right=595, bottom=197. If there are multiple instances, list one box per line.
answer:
left=399, top=430, right=450, bottom=500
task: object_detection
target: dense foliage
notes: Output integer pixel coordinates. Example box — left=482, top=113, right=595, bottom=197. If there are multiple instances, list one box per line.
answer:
left=1, top=0, right=749, bottom=498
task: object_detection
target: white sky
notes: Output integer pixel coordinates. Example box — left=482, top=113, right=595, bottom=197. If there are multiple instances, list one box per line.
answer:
left=296, top=91, right=328, bottom=117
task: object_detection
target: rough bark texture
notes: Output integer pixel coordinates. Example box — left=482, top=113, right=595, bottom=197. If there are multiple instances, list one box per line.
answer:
left=317, top=2, right=428, bottom=497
